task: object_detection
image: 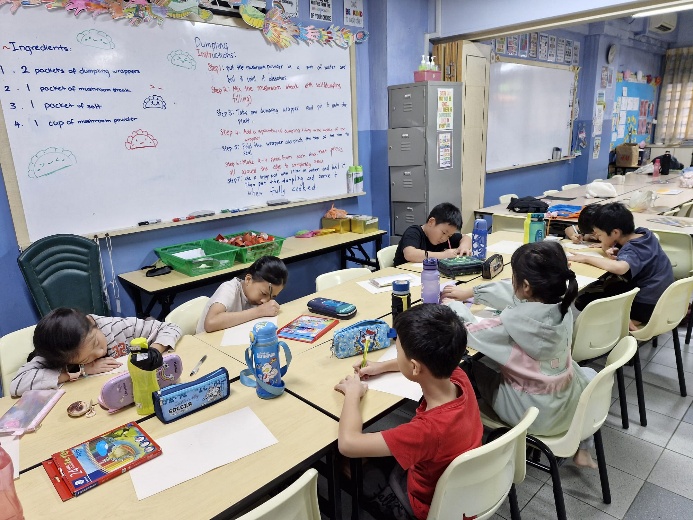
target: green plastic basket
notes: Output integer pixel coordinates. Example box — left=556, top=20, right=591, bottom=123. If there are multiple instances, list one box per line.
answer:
left=215, top=231, right=285, bottom=264
left=155, top=240, right=238, bottom=276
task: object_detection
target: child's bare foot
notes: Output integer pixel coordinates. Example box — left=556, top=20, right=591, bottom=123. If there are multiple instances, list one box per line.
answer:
left=573, top=449, right=598, bottom=469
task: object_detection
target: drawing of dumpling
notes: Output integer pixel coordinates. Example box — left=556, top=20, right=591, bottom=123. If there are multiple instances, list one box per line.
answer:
left=125, top=129, right=158, bottom=150
left=28, top=147, right=77, bottom=178
left=76, top=29, right=115, bottom=50
left=143, top=95, right=166, bottom=110
left=168, top=50, right=196, bottom=70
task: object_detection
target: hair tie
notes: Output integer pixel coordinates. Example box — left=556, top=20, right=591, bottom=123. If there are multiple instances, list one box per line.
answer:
left=568, top=270, right=577, bottom=280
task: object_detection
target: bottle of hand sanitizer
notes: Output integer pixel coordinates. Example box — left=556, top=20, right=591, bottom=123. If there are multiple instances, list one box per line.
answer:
left=419, top=55, right=427, bottom=71
left=431, top=55, right=438, bottom=71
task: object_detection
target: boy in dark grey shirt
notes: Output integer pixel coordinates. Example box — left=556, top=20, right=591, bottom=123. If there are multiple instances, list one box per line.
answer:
left=570, top=202, right=674, bottom=329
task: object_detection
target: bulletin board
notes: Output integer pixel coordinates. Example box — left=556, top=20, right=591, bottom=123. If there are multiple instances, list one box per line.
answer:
left=0, top=10, right=357, bottom=248
left=486, top=57, right=578, bottom=173
left=609, top=80, right=657, bottom=150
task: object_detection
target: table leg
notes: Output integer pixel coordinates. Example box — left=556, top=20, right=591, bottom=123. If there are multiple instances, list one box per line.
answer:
left=327, top=447, right=342, bottom=520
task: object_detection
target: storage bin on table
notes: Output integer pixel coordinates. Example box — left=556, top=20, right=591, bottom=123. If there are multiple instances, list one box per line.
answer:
left=214, top=231, right=285, bottom=264
left=155, top=240, right=238, bottom=276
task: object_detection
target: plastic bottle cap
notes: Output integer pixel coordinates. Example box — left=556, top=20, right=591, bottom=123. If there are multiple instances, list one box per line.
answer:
left=423, top=258, right=438, bottom=268
left=392, top=280, right=410, bottom=292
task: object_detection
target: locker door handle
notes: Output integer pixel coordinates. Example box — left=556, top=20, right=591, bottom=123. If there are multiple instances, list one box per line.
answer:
left=404, top=94, right=411, bottom=99
left=406, top=207, right=413, bottom=211
left=403, top=171, right=411, bottom=176
left=401, top=133, right=409, bottom=138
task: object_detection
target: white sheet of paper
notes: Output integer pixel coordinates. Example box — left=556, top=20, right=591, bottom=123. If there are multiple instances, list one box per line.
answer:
left=172, top=248, right=206, bottom=260
left=85, top=355, right=128, bottom=377
left=221, top=317, right=277, bottom=346
left=129, top=407, right=277, bottom=500
left=562, top=242, right=591, bottom=250
left=657, top=189, right=684, bottom=195
left=487, top=241, right=523, bottom=255
left=357, top=273, right=420, bottom=294
left=0, top=435, right=20, bottom=479
left=575, top=275, right=598, bottom=289
left=367, top=347, right=423, bottom=402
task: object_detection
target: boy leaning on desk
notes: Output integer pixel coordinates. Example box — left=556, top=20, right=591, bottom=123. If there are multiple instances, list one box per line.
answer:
left=334, top=305, right=482, bottom=520
left=393, top=203, right=473, bottom=266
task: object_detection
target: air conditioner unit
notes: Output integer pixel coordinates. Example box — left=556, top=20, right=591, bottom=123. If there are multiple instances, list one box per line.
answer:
left=648, top=13, right=677, bottom=34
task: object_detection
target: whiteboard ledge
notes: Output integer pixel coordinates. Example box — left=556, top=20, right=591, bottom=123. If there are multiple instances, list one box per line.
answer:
left=486, top=156, right=576, bottom=175
left=85, top=192, right=367, bottom=241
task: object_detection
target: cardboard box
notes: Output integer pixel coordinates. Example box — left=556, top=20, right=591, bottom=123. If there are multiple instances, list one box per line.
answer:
left=414, top=70, right=442, bottom=82
left=321, top=217, right=351, bottom=233
left=350, top=215, right=378, bottom=234
left=615, top=143, right=639, bottom=167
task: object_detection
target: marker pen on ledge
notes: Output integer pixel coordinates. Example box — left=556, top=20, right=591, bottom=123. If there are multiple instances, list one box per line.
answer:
left=172, top=216, right=195, bottom=222
left=138, top=219, right=162, bottom=226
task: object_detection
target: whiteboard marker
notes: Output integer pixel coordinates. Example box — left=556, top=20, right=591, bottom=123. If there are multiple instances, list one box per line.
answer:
left=138, top=219, right=162, bottom=226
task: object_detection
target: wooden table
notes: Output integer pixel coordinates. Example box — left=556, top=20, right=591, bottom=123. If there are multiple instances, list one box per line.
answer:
left=632, top=212, right=693, bottom=234
left=0, top=336, right=243, bottom=473
left=119, top=230, right=386, bottom=319
left=14, top=381, right=339, bottom=520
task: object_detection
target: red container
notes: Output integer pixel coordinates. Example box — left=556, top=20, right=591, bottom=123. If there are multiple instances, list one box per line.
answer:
left=414, top=70, right=442, bottom=82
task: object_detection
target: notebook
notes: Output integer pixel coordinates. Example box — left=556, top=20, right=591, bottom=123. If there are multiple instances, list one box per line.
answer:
left=0, top=389, right=65, bottom=435
left=42, top=422, right=162, bottom=500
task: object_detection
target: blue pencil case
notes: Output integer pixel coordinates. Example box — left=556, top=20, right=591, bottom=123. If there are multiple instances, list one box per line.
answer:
left=153, top=367, right=230, bottom=424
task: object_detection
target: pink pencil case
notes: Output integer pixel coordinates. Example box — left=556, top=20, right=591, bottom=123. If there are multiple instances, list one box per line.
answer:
left=98, top=354, right=183, bottom=413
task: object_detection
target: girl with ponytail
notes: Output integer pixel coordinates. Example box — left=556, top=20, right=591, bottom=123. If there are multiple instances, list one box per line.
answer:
left=444, top=241, right=597, bottom=468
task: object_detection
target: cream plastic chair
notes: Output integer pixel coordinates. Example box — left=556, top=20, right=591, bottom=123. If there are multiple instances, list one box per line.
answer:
left=654, top=229, right=693, bottom=280
left=376, top=244, right=398, bottom=269
left=480, top=338, right=637, bottom=520
left=164, top=296, right=210, bottom=336
left=492, top=214, right=525, bottom=233
left=0, top=325, right=36, bottom=397
left=677, top=201, right=693, bottom=217
left=543, top=189, right=560, bottom=196
left=235, top=468, right=320, bottom=520
left=572, top=288, right=639, bottom=428
left=315, top=268, right=371, bottom=291
left=561, top=184, right=580, bottom=190
left=630, top=277, right=693, bottom=426
left=663, top=208, right=678, bottom=216
left=427, top=407, right=538, bottom=520
left=499, top=193, right=518, bottom=205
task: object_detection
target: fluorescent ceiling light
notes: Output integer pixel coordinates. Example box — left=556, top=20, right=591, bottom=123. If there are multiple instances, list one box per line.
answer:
left=632, top=3, right=693, bottom=17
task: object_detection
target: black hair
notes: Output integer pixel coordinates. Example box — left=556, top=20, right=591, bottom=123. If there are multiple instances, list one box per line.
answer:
left=393, top=304, right=467, bottom=379
left=591, top=202, right=635, bottom=235
left=577, top=204, right=599, bottom=235
left=247, top=256, right=288, bottom=286
left=511, top=241, right=578, bottom=317
left=427, top=203, right=462, bottom=230
left=30, top=308, right=95, bottom=368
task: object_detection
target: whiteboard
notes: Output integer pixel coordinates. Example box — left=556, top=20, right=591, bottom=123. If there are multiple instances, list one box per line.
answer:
left=486, top=58, right=577, bottom=172
left=0, top=10, right=355, bottom=245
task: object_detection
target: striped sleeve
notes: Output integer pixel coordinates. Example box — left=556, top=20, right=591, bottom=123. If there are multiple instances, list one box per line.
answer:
left=10, top=356, right=61, bottom=397
left=92, top=316, right=182, bottom=353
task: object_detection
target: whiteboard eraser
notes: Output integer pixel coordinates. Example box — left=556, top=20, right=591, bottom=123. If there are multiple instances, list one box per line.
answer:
left=266, top=199, right=290, bottom=206
left=188, top=210, right=215, bottom=218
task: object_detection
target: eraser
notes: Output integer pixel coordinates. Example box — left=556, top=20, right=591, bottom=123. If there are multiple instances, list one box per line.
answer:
left=188, top=210, right=215, bottom=218
left=266, top=199, right=290, bottom=206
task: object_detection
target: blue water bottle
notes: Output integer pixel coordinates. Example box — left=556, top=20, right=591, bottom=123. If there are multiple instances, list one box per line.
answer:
left=421, top=258, right=441, bottom=304
left=241, top=321, right=292, bottom=399
left=472, top=218, right=488, bottom=259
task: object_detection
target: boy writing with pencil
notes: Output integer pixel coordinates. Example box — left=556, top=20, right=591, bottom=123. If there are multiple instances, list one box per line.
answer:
left=393, top=202, right=472, bottom=266
left=334, top=305, right=482, bottom=519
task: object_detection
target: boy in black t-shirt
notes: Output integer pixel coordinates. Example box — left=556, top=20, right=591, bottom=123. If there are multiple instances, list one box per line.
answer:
left=393, top=203, right=472, bottom=267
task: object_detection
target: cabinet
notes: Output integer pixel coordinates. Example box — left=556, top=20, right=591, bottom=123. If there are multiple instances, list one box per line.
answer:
left=387, top=82, right=463, bottom=237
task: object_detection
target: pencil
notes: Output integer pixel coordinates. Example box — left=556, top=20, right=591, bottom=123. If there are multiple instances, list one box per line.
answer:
left=269, top=283, right=273, bottom=300
left=361, top=338, right=370, bottom=368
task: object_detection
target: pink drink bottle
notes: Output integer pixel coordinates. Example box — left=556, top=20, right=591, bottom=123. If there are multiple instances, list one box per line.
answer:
left=0, top=444, right=23, bottom=520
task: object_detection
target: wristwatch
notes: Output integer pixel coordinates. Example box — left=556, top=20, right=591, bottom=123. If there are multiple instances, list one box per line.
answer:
left=66, top=364, right=86, bottom=381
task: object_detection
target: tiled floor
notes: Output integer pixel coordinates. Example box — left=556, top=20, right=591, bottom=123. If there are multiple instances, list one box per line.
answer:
left=324, top=326, right=693, bottom=519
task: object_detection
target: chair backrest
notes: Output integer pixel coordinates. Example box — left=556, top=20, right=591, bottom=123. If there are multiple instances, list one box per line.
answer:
left=164, top=296, right=210, bottom=336
left=677, top=201, right=693, bottom=217
left=654, top=229, right=693, bottom=280
left=427, top=407, right=539, bottom=520
left=630, top=276, right=693, bottom=341
left=235, top=468, right=320, bottom=520
left=492, top=214, right=525, bottom=233
left=498, top=194, right=518, bottom=205
left=17, top=234, right=109, bottom=317
left=543, top=189, right=560, bottom=196
left=561, top=184, right=580, bottom=190
left=559, top=337, right=636, bottom=448
left=315, top=268, right=371, bottom=291
left=0, top=326, right=36, bottom=397
left=572, top=288, right=639, bottom=362
left=663, top=208, right=678, bottom=216
left=376, top=245, right=398, bottom=269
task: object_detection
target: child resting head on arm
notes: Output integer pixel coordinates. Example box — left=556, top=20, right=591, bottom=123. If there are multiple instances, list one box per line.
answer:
left=197, top=255, right=289, bottom=334
left=11, top=308, right=182, bottom=397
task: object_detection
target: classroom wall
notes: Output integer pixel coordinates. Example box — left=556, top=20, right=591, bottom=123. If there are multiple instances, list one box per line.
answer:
left=0, top=0, right=379, bottom=335
left=672, top=10, right=693, bottom=48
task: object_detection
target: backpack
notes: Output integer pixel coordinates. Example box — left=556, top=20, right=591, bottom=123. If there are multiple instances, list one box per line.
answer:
left=506, top=196, right=549, bottom=213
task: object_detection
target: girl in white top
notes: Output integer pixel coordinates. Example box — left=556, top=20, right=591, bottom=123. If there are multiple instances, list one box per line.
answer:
left=196, top=256, right=288, bottom=333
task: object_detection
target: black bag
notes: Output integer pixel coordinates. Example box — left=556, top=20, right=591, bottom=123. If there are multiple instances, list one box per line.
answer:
left=506, top=196, right=549, bottom=213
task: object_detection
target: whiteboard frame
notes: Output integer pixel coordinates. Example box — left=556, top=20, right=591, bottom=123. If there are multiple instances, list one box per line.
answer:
left=486, top=55, right=579, bottom=174
left=0, top=17, right=359, bottom=250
